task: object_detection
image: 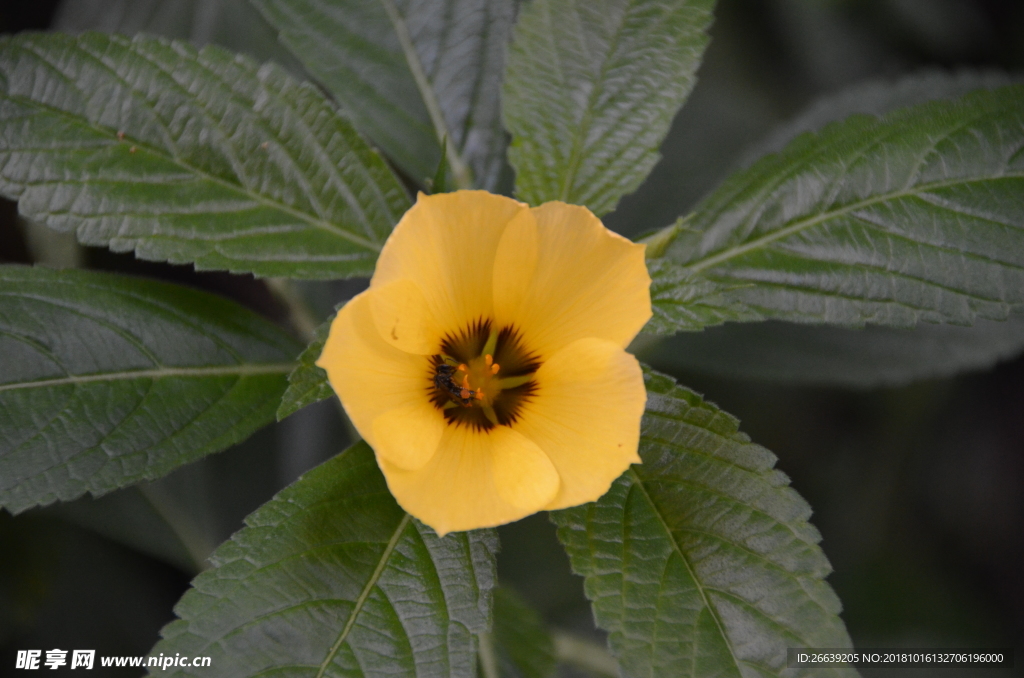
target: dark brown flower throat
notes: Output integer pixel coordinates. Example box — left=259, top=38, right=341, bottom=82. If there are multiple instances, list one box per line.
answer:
left=429, top=319, right=539, bottom=431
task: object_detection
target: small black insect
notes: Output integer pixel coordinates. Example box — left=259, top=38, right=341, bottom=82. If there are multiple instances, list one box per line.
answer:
left=434, top=362, right=476, bottom=406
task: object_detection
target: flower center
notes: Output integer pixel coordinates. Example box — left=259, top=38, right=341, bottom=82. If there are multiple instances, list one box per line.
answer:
left=429, top=319, right=539, bottom=431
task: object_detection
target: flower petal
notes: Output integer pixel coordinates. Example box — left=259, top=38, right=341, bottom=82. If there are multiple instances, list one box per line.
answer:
left=372, top=401, right=444, bottom=471
left=493, top=209, right=539, bottom=321
left=380, top=424, right=558, bottom=535
left=373, top=191, right=531, bottom=335
left=513, top=337, right=646, bottom=510
left=493, top=201, right=651, bottom=359
left=369, top=278, right=443, bottom=355
left=491, top=426, right=560, bottom=509
left=316, top=291, right=431, bottom=448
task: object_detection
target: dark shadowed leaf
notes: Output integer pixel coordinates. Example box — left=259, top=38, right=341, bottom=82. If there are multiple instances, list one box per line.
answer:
left=503, top=0, right=715, bottom=215
left=651, top=85, right=1024, bottom=332
left=641, top=314, right=1024, bottom=388
left=251, top=0, right=516, bottom=190
left=152, top=442, right=498, bottom=678
left=53, top=0, right=303, bottom=72
left=0, top=32, right=410, bottom=279
left=551, top=368, right=857, bottom=678
left=0, top=265, right=300, bottom=513
left=741, top=69, right=1024, bottom=166
left=492, top=587, right=557, bottom=678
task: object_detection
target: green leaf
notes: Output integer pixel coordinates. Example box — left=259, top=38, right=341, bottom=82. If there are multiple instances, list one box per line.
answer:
left=645, top=256, right=762, bottom=334
left=492, top=587, right=557, bottom=678
left=641, top=314, right=1024, bottom=388
left=277, top=311, right=335, bottom=420
left=0, top=265, right=300, bottom=513
left=152, top=442, right=498, bottom=678
left=0, top=31, right=410, bottom=279
left=742, top=69, right=1024, bottom=166
left=54, top=0, right=304, bottom=73
left=654, top=85, right=1024, bottom=330
left=503, top=0, right=714, bottom=216
left=250, top=0, right=517, bottom=190
left=551, top=368, right=856, bottom=678
left=45, top=487, right=206, bottom=575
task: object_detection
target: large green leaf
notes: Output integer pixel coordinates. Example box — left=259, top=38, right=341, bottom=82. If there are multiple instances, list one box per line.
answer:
left=653, top=85, right=1024, bottom=331
left=251, top=0, right=517, bottom=190
left=551, top=368, right=856, bottom=678
left=0, top=32, right=410, bottom=279
left=641, top=314, right=1024, bottom=388
left=0, top=265, right=300, bottom=513
left=153, top=442, right=498, bottom=678
left=503, top=0, right=714, bottom=216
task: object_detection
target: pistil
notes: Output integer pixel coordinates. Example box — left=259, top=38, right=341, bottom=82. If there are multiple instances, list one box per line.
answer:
left=430, top=320, right=539, bottom=430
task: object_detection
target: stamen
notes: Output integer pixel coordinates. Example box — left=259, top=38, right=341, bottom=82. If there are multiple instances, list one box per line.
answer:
left=431, top=321, right=539, bottom=430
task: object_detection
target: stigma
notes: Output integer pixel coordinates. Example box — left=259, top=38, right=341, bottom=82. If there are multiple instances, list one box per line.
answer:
left=429, top=319, right=539, bottom=430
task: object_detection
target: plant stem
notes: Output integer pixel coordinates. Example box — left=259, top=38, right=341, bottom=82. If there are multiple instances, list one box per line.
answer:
left=137, top=483, right=215, bottom=574
left=478, top=632, right=499, bottom=678
left=553, top=631, right=619, bottom=677
left=266, top=278, right=319, bottom=343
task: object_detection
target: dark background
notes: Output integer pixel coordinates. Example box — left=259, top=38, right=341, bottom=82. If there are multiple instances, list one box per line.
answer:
left=2, top=1, right=1023, bottom=676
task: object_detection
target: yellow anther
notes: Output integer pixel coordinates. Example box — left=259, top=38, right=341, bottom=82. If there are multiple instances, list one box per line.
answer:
left=484, top=354, right=493, bottom=367
left=491, top=363, right=500, bottom=374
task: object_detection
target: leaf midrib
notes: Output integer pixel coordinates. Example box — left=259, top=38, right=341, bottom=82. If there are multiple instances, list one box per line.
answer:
left=316, top=513, right=413, bottom=678
left=3, top=91, right=384, bottom=253
left=377, top=0, right=472, bottom=189
left=685, top=172, right=1024, bottom=274
left=0, top=363, right=296, bottom=393
left=557, top=0, right=629, bottom=204
left=625, top=467, right=745, bottom=677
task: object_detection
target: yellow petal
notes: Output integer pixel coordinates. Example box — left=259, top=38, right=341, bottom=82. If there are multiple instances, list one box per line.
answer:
left=372, top=401, right=444, bottom=471
left=316, top=291, right=432, bottom=448
left=380, top=424, right=558, bottom=535
left=493, top=201, right=651, bottom=359
left=490, top=426, right=560, bottom=509
left=369, top=278, right=442, bottom=355
left=492, top=209, right=539, bottom=321
left=513, top=337, right=646, bottom=510
left=372, top=191, right=531, bottom=336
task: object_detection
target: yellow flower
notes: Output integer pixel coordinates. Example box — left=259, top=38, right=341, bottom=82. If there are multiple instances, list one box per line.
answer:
left=317, top=191, right=651, bottom=535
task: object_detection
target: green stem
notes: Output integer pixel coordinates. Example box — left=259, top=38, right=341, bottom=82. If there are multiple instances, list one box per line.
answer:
left=637, top=215, right=689, bottom=259
left=478, top=632, right=500, bottom=678
left=137, top=483, right=215, bottom=574
left=266, top=278, right=319, bottom=343
left=553, top=631, right=619, bottom=678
